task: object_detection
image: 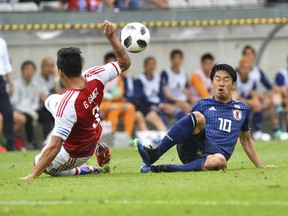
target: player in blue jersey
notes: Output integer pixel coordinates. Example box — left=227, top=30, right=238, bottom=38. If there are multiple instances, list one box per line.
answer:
left=134, top=63, right=275, bottom=172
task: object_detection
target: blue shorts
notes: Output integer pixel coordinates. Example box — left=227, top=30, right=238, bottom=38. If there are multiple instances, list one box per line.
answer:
left=176, top=130, right=229, bottom=164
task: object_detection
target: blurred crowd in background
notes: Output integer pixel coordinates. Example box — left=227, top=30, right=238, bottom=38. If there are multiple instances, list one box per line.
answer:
left=1, top=33, right=288, bottom=153
left=1, top=0, right=288, bottom=12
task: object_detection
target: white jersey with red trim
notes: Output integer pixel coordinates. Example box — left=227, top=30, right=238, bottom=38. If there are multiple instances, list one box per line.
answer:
left=49, top=62, right=121, bottom=157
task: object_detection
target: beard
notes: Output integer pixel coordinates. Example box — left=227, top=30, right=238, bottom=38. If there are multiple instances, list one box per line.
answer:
left=217, top=93, right=227, bottom=101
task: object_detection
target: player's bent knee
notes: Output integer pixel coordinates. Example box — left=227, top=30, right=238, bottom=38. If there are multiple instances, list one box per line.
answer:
left=203, top=154, right=227, bottom=171
left=192, top=111, right=206, bottom=133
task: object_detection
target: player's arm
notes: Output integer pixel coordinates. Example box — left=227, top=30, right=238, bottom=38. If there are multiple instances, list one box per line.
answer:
left=239, top=130, right=264, bottom=168
left=239, top=131, right=276, bottom=168
left=19, top=136, right=62, bottom=180
left=103, top=20, right=131, bottom=72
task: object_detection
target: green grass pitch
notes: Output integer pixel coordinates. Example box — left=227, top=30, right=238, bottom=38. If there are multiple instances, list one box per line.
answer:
left=0, top=140, right=288, bottom=216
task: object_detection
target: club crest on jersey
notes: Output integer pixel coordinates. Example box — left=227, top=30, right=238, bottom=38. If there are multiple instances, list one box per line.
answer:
left=233, top=109, right=242, bottom=121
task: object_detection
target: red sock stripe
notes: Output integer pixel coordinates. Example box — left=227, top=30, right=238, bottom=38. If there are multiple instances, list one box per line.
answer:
left=74, top=167, right=80, bottom=175
left=56, top=91, right=74, bottom=117
left=111, top=62, right=120, bottom=76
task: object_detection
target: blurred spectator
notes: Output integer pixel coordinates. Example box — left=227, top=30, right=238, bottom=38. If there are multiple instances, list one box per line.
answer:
left=12, top=60, right=42, bottom=149
left=242, top=45, right=288, bottom=139
left=0, top=113, right=7, bottom=153
left=234, top=57, right=288, bottom=141
left=242, top=45, right=273, bottom=92
left=60, top=0, right=99, bottom=11
left=137, top=57, right=186, bottom=129
left=121, top=71, right=151, bottom=131
left=161, top=49, right=194, bottom=114
left=274, top=55, right=288, bottom=131
left=116, top=0, right=139, bottom=10
left=98, top=0, right=119, bottom=12
left=190, top=53, right=214, bottom=100
left=35, top=57, right=60, bottom=139
left=0, top=37, right=15, bottom=151
left=100, top=52, right=135, bottom=137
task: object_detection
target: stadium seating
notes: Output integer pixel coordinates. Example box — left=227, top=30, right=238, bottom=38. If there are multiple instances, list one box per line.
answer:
left=0, top=3, right=13, bottom=12
left=13, top=2, right=38, bottom=12
left=39, top=1, right=60, bottom=11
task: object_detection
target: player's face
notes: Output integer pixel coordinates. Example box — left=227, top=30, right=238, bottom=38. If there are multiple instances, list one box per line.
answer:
left=42, top=58, right=55, bottom=77
left=243, top=49, right=255, bottom=63
left=239, top=62, right=251, bottom=79
left=202, top=59, right=214, bottom=74
left=171, top=54, right=183, bottom=69
left=144, top=59, right=156, bottom=75
left=22, top=64, right=36, bottom=82
left=211, top=70, right=235, bottom=103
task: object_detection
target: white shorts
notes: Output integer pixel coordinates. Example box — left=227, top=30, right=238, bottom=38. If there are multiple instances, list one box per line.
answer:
left=35, top=145, right=92, bottom=176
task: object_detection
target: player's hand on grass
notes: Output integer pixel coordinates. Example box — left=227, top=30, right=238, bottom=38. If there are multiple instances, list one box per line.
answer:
left=264, top=164, right=277, bottom=168
left=19, top=174, right=36, bottom=180
left=103, top=20, right=117, bottom=40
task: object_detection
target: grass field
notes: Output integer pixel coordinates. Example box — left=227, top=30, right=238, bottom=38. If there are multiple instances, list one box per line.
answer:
left=0, top=140, right=288, bottom=216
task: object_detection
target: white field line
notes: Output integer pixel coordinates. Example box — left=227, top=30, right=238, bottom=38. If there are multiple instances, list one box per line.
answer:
left=1, top=200, right=288, bottom=206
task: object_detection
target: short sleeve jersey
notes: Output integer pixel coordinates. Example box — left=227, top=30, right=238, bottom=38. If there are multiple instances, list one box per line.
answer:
left=51, top=62, right=121, bottom=157
left=192, top=97, right=250, bottom=159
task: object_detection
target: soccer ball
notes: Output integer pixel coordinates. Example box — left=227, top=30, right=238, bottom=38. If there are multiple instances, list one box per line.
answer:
left=120, top=22, right=150, bottom=53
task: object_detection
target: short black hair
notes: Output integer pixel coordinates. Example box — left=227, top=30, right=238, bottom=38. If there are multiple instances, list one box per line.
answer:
left=242, top=45, right=256, bottom=56
left=104, top=52, right=116, bottom=64
left=57, top=47, right=82, bottom=78
left=170, top=49, right=183, bottom=60
left=210, top=64, right=237, bottom=82
left=201, top=53, right=214, bottom=63
left=144, top=56, right=155, bottom=66
left=21, top=60, right=36, bottom=71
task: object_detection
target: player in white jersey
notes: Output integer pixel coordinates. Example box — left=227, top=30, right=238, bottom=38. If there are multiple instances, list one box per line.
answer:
left=161, top=49, right=194, bottom=114
left=274, top=55, right=288, bottom=132
left=242, top=45, right=288, bottom=140
left=137, top=57, right=185, bottom=130
left=20, top=20, right=131, bottom=180
left=234, top=57, right=272, bottom=141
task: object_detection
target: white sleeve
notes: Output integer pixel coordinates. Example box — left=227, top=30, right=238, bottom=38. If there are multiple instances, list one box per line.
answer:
left=3, top=40, right=12, bottom=74
left=52, top=99, right=77, bottom=141
left=82, top=62, right=121, bottom=85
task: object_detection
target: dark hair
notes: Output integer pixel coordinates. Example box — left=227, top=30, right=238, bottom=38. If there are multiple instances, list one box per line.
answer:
left=170, top=49, right=183, bottom=60
left=210, top=64, right=237, bottom=82
left=144, top=56, right=156, bottom=66
left=104, top=52, right=116, bottom=64
left=21, top=60, right=36, bottom=71
left=242, top=45, right=256, bottom=56
left=201, top=53, right=214, bottom=63
left=57, top=47, right=82, bottom=78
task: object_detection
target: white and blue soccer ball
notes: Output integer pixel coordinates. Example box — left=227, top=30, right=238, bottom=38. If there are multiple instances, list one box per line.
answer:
left=120, top=22, right=150, bottom=53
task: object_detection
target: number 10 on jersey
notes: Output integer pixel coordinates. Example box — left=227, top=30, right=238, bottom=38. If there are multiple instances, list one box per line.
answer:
left=218, top=118, right=231, bottom=132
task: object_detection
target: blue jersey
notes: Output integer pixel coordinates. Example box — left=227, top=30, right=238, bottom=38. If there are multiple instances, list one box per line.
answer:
left=192, top=97, right=250, bottom=159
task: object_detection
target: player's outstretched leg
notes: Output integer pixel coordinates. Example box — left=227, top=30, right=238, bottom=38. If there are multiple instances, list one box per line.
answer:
left=134, top=112, right=204, bottom=166
left=149, top=154, right=227, bottom=173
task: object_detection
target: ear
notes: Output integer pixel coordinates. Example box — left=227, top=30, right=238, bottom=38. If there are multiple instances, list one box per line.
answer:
left=210, top=80, right=213, bottom=88
left=232, top=82, right=236, bottom=89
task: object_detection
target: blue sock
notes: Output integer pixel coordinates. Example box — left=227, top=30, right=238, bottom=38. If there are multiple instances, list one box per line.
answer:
left=253, top=112, right=262, bottom=131
left=155, top=112, right=197, bottom=157
left=152, top=156, right=207, bottom=172
left=174, top=108, right=186, bottom=120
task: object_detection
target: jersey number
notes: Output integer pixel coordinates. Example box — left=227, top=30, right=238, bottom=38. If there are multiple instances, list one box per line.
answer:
left=218, top=118, right=231, bottom=133
left=92, top=105, right=100, bottom=129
